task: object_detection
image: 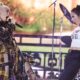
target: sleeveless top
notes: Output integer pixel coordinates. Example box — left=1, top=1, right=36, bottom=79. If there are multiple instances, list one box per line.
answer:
left=71, top=26, right=80, bottom=48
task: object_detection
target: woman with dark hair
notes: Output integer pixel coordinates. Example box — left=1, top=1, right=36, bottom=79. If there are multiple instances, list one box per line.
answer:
left=59, top=5, right=80, bottom=80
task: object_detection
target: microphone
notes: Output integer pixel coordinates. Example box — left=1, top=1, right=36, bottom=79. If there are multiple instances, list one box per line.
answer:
left=49, top=0, right=57, bottom=7
left=15, top=22, right=23, bottom=28
left=6, top=16, right=23, bottom=28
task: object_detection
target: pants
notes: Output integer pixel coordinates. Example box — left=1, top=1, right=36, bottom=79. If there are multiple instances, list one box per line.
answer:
left=59, top=50, right=80, bottom=80
left=0, top=40, right=19, bottom=80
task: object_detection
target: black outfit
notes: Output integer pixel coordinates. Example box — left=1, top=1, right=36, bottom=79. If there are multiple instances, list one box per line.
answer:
left=59, top=50, right=80, bottom=80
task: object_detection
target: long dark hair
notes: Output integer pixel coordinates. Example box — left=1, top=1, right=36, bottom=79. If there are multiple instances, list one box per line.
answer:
left=71, top=5, right=80, bottom=16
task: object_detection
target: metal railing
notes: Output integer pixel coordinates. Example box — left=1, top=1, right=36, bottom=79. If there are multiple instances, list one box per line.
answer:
left=14, top=33, right=69, bottom=79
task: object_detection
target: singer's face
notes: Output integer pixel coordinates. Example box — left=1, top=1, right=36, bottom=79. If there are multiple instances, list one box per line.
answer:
left=71, top=12, right=80, bottom=25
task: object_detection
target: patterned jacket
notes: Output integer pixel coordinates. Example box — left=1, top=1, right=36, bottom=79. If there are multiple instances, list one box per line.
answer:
left=0, top=20, right=19, bottom=80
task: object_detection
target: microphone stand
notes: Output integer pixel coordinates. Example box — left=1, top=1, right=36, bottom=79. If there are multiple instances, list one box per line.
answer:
left=49, top=0, right=57, bottom=79
left=58, top=17, right=63, bottom=74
